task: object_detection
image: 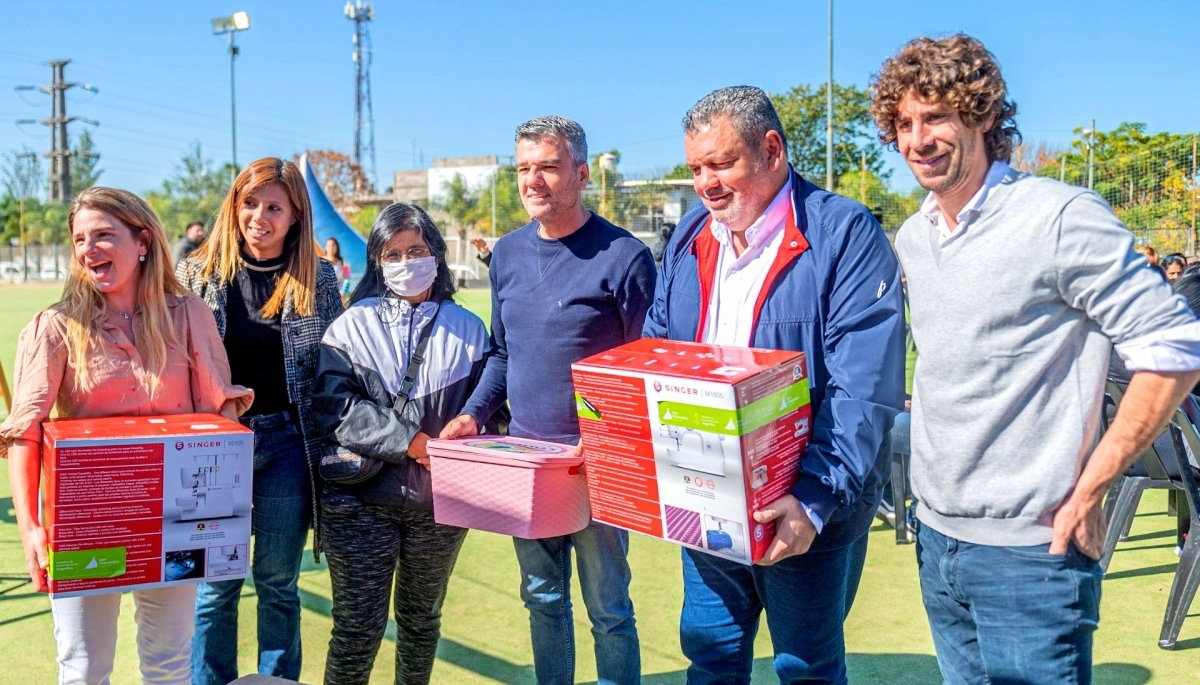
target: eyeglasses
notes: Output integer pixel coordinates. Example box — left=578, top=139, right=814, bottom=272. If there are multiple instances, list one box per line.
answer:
left=380, top=245, right=432, bottom=263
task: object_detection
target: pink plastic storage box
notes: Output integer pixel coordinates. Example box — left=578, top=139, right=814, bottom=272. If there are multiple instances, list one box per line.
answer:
left=426, top=436, right=591, bottom=539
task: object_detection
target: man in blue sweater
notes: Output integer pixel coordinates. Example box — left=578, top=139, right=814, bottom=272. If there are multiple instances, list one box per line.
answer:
left=442, top=116, right=654, bottom=685
left=644, top=87, right=905, bottom=684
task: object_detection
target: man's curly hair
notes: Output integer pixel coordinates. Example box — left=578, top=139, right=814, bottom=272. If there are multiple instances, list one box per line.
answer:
left=871, top=34, right=1020, bottom=163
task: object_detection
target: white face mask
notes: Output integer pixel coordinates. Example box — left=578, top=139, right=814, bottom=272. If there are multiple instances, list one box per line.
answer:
left=382, top=256, right=438, bottom=297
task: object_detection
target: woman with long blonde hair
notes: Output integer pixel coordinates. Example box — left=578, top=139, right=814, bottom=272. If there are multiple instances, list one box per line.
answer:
left=1, top=187, right=251, bottom=684
left=177, top=157, right=342, bottom=685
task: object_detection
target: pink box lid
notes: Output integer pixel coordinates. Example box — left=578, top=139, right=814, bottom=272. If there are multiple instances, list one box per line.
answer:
left=427, top=436, right=583, bottom=468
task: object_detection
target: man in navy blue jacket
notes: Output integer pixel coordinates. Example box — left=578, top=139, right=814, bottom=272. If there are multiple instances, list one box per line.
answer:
left=644, top=86, right=905, bottom=684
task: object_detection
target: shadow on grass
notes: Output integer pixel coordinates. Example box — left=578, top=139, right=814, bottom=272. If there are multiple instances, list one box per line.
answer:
left=1172, top=636, right=1200, bottom=650
left=1103, top=563, right=1179, bottom=581
left=625, top=654, right=944, bottom=685
left=1094, top=663, right=1154, bottom=683
left=0, top=607, right=50, bottom=627
left=1121, top=528, right=1176, bottom=543
left=627, top=656, right=1151, bottom=685
left=1, top=497, right=15, bottom=524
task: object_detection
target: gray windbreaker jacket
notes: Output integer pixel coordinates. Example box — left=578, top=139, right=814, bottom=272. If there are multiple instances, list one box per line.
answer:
left=311, top=296, right=489, bottom=508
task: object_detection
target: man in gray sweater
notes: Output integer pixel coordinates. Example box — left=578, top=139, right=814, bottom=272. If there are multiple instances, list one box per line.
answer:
left=872, top=35, right=1200, bottom=684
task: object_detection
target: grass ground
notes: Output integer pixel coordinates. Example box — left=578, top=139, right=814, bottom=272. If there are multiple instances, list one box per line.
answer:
left=1, top=283, right=1197, bottom=683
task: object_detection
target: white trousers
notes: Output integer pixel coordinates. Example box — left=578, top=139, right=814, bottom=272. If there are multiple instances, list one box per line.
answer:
left=50, top=584, right=196, bottom=685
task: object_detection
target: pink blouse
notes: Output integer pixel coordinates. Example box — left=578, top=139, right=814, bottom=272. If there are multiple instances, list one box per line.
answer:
left=0, top=294, right=253, bottom=456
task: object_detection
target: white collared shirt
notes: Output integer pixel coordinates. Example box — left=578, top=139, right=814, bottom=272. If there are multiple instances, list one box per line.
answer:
left=703, top=180, right=793, bottom=346
left=920, top=161, right=1011, bottom=249
left=701, top=179, right=826, bottom=532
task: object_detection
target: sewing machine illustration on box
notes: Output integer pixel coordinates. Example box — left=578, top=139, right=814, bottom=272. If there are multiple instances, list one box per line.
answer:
left=176, top=461, right=242, bottom=521
left=660, top=424, right=727, bottom=477
left=207, top=544, right=248, bottom=576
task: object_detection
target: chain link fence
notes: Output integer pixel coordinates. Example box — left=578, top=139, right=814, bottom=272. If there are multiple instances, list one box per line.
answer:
left=0, top=243, right=69, bottom=282
left=1038, top=136, right=1199, bottom=255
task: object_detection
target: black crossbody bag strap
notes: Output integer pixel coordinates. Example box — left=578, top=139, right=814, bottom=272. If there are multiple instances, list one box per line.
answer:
left=395, top=304, right=440, bottom=411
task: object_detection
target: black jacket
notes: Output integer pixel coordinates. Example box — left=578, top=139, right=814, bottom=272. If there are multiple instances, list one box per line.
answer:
left=312, top=296, right=489, bottom=508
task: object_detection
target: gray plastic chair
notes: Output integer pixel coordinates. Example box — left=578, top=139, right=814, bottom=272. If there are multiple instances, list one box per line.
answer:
left=1100, top=380, right=1180, bottom=572
left=1099, top=378, right=1200, bottom=649
left=1158, top=407, right=1200, bottom=649
left=889, top=411, right=913, bottom=545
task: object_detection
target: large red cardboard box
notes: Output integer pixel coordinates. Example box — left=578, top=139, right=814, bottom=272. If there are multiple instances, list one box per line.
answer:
left=571, top=338, right=811, bottom=564
left=42, top=413, right=253, bottom=597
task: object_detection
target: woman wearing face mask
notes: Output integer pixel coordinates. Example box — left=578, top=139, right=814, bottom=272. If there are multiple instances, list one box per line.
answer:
left=177, top=158, right=343, bottom=685
left=2, top=188, right=251, bottom=685
left=311, top=204, right=491, bottom=685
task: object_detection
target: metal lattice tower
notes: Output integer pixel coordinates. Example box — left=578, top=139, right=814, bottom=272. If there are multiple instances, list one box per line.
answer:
left=345, top=1, right=376, bottom=192
left=14, top=60, right=98, bottom=203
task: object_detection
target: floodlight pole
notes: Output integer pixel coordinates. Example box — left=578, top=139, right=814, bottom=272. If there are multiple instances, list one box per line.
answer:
left=825, top=0, right=834, bottom=190
left=1087, top=119, right=1095, bottom=191
left=229, top=31, right=239, bottom=184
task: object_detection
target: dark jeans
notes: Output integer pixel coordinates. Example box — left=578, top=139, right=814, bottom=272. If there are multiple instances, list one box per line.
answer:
left=512, top=521, right=640, bottom=685
left=679, top=531, right=870, bottom=685
left=192, top=412, right=311, bottom=685
left=916, top=521, right=1102, bottom=685
left=321, top=491, right=467, bottom=685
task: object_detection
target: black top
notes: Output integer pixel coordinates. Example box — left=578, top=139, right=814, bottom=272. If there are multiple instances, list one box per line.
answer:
left=225, top=252, right=292, bottom=417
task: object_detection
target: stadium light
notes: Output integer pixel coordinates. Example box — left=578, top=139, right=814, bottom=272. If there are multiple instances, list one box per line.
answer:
left=211, top=12, right=250, bottom=181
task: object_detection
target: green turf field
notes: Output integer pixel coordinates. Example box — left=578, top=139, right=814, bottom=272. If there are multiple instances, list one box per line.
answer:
left=1, top=283, right=1197, bottom=683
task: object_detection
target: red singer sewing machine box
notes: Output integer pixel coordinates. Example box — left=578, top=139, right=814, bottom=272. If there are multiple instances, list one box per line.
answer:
left=572, top=338, right=811, bottom=564
left=41, top=413, right=253, bottom=597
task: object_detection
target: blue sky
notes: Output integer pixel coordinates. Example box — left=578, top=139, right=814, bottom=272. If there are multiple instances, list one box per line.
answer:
left=2, top=0, right=1197, bottom=196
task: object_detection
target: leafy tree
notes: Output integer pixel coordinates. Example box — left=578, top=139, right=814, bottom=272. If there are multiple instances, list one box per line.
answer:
left=475, top=165, right=529, bottom=236
left=0, top=149, right=57, bottom=245
left=24, top=201, right=69, bottom=244
left=349, top=205, right=380, bottom=238
left=833, top=169, right=921, bottom=233
left=2, top=146, right=44, bottom=201
left=436, top=173, right=484, bottom=261
left=664, top=164, right=692, bottom=180
left=71, top=127, right=103, bottom=194
left=771, top=83, right=886, bottom=189
left=144, top=141, right=229, bottom=240
left=1034, top=122, right=1199, bottom=252
left=297, top=149, right=369, bottom=210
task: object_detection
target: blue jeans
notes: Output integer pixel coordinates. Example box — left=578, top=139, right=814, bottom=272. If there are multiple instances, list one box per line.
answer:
left=680, top=532, right=869, bottom=685
left=192, top=412, right=311, bottom=685
left=512, top=521, right=640, bottom=685
left=916, top=521, right=1102, bottom=685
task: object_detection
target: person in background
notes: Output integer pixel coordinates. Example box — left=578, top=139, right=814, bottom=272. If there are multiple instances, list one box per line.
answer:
left=2, top=187, right=251, bottom=685
left=323, top=236, right=352, bottom=295
left=1134, top=244, right=1159, bottom=268
left=651, top=221, right=676, bottom=265
left=313, top=204, right=492, bottom=685
left=442, top=116, right=654, bottom=685
left=469, top=236, right=492, bottom=267
left=174, top=220, right=206, bottom=266
left=874, top=34, right=1200, bottom=683
left=1163, top=253, right=1186, bottom=283
left=178, top=157, right=343, bottom=685
left=644, top=86, right=904, bottom=684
